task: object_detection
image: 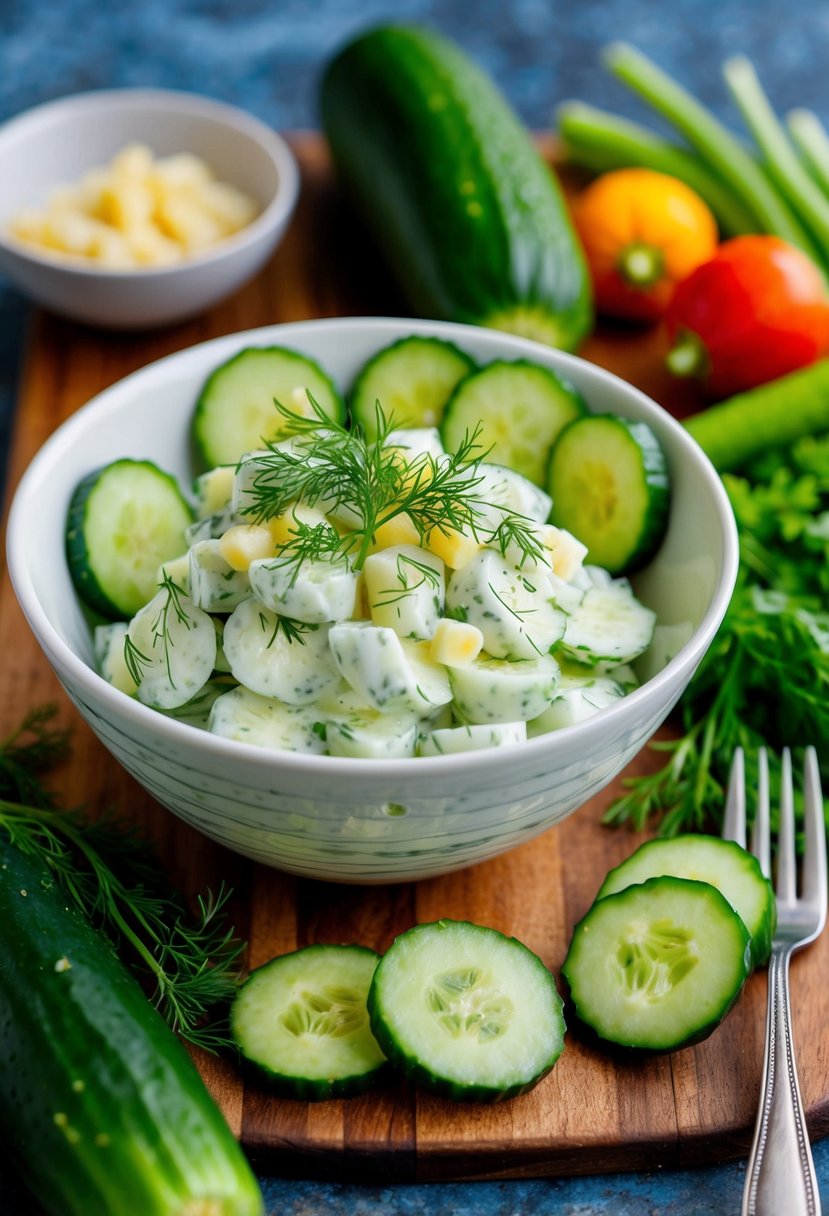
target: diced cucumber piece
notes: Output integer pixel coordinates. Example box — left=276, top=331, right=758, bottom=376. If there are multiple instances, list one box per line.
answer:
left=248, top=553, right=358, bottom=624
left=325, top=709, right=420, bottom=759
left=328, top=622, right=452, bottom=715
left=384, top=426, right=445, bottom=460
left=559, top=580, right=655, bottom=666
left=208, top=686, right=327, bottom=753
left=222, top=600, right=339, bottom=704
left=350, top=335, right=476, bottom=437
left=192, top=346, right=345, bottom=468
left=188, top=539, right=251, bottom=613
left=449, top=654, right=559, bottom=723
left=127, top=586, right=217, bottom=710
left=160, top=676, right=238, bottom=728
left=93, top=621, right=138, bottom=696
left=472, top=462, right=553, bottom=530
left=446, top=550, right=566, bottom=660
left=441, top=360, right=586, bottom=486
left=597, top=836, right=776, bottom=968
left=418, top=721, right=527, bottom=756
left=66, top=459, right=193, bottom=619
left=547, top=414, right=670, bottom=574
left=231, top=945, right=387, bottom=1100
left=562, top=876, right=752, bottom=1051
left=367, top=919, right=565, bottom=1102
left=527, top=677, right=626, bottom=736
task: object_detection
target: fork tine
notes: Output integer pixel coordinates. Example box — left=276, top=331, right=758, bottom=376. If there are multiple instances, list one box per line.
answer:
left=750, top=747, right=771, bottom=880
left=776, top=747, right=797, bottom=903
left=801, top=746, right=828, bottom=920
left=723, top=747, right=746, bottom=847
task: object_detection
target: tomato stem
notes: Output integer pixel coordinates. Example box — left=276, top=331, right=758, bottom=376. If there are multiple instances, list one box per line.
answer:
left=666, top=329, right=709, bottom=380
left=618, top=242, right=665, bottom=288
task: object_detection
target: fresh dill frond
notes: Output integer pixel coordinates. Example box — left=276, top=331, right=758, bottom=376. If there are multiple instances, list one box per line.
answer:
left=0, top=710, right=243, bottom=1051
left=372, top=552, right=442, bottom=607
left=484, top=512, right=547, bottom=569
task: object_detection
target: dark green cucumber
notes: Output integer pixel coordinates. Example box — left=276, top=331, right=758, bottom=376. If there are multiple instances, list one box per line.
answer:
left=321, top=26, right=592, bottom=351
left=441, top=359, right=586, bottom=485
left=0, top=837, right=262, bottom=1216
left=367, top=919, right=565, bottom=1102
left=66, top=459, right=193, bottom=620
left=192, top=346, right=345, bottom=468
left=350, top=335, right=476, bottom=437
left=562, top=875, right=752, bottom=1052
left=230, top=944, right=387, bottom=1101
left=547, top=414, right=670, bottom=573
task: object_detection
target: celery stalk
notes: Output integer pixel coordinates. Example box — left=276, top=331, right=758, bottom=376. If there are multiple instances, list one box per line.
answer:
left=556, top=101, right=756, bottom=234
left=786, top=107, right=829, bottom=199
left=723, top=57, right=829, bottom=261
left=684, top=359, right=829, bottom=472
left=603, top=42, right=823, bottom=265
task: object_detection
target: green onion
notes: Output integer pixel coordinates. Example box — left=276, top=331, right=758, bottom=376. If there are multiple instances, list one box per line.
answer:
left=786, top=107, right=829, bottom=199
left=602, top=42, right=822, bottom=263
left=556, top=100, right=755, bottom=234
left=723, top=57, right=829, bottom=265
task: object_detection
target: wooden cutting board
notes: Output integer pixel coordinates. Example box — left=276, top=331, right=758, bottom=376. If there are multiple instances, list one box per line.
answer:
left=2, top=135, right=828, bottom=1183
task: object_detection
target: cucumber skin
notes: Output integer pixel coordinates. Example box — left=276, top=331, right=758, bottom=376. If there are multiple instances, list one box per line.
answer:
left=65, top=459, right=193, bottom=620
left=231, top=944, right=390, bottom=1102
left=321, top=25, right=592, bottom=352
left=547, top=414, right=670, bottom=574
left=0, top=839, right=263, bottom=1216
left=367, top=919, right=565, bottom=1103
left=562, top=876, right=752, bottom=1053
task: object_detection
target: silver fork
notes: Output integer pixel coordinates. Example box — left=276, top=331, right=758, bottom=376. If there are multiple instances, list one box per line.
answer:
left=723, top=746, right=827, bottom=1216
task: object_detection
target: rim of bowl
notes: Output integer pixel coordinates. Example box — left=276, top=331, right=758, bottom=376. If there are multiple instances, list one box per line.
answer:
left=6, top=316, right=740, bottom=784
left=0, top=87, right=300, bottom=278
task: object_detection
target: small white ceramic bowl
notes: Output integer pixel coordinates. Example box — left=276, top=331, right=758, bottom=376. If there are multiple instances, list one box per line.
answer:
left=0, top=89, right=299, bottom=328
left=7, top=318, right=738, bottom=883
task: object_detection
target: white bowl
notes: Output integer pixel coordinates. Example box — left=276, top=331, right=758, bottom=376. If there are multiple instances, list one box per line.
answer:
left=7, top=318, right=738, bottom=883
left=0, top=89, right=299, bottom=328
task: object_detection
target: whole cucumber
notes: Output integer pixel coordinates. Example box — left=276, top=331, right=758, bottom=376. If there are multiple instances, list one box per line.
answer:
left=0, top=838, right=262, bottom=1216
left=321, top=25, right=593, bottom=351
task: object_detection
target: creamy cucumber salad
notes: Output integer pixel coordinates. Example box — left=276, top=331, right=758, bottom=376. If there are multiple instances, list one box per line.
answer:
left=68, top=337, right=669, bottom=761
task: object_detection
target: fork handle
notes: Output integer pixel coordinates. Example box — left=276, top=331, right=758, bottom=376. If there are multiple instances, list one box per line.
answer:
left=742, top=945, right=822, bottom=1216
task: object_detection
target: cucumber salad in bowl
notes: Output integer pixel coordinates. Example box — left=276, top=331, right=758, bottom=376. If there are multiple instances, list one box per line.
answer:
left=65, top=333, right=669, bottom=762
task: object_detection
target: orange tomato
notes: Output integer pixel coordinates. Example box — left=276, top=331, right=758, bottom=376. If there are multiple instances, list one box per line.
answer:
left=574, top=168, right=719, bottom=322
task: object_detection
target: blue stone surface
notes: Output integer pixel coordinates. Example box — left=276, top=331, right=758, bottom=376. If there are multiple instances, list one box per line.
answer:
left=1, top=2, right=829, bottom=1212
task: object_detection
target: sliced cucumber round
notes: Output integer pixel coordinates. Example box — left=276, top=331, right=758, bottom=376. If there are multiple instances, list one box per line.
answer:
left=559, top=580, right=656, bottom=667
left=440, top=360, right=586, bottom=486
left=547, top=414, right=670, bottom=574
left=367, top=919, right=565, bottom=1102
left=66, top=459, right=193, bottom=619
left=192, top=346, right=345, bottom=468
left=231, top=944, right=387, bottom=1100
left=350, top=335, right=476, bottom=437
left=562, top=876, right=752, bottom=1052
left=596, top=835, right=776, bottom=969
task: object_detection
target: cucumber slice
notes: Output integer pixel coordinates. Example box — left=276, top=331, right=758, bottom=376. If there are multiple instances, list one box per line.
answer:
left=231, top=945, right=387, bottom=1100
left=559, top=580, right=656, bottom=666
left=440, top=360, right=586, bottom=486
left=368, top=920, right=565, bottom=1102
left=192, top=346, right=345, bottom=468
left=66, top=459, right=193, bottom=619
left=547, top=414, right=670, bottom=574
left=350, top=335, right=476, bottom=437
left=562, top=876, right=752, bottom=1051
left=596, top=835, right=776, bottom=968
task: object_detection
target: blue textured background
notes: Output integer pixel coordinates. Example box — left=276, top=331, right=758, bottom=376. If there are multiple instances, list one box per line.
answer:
left=1, top=2, right=829, bottom=1213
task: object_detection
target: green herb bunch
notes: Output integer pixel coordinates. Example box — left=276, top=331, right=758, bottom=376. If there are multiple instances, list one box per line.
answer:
left=606, top=435, right=829, bottom=837
left=0, top=707, right=243, bottom=1050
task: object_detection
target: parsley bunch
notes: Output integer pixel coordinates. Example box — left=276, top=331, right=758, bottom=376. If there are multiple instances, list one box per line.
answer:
left=606, top=435, right=829, bottom=837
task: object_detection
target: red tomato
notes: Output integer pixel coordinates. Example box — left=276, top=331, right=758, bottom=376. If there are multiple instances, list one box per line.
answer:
left=664, top=235, right=829, bottom=398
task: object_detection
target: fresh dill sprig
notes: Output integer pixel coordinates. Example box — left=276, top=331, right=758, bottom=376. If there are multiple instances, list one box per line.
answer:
left=0, top=712, right=243, bottom=1051
left=239, top=395, right=546, bottom=572
left=372, top=552, right=442, bottom=607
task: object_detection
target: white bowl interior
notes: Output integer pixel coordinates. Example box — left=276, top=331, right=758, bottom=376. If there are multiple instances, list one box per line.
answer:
left=6, top=319, right=738, bottom=880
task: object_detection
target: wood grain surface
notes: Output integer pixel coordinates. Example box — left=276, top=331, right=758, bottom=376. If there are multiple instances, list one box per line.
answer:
left=1, top=135, right=827, bottom=1182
